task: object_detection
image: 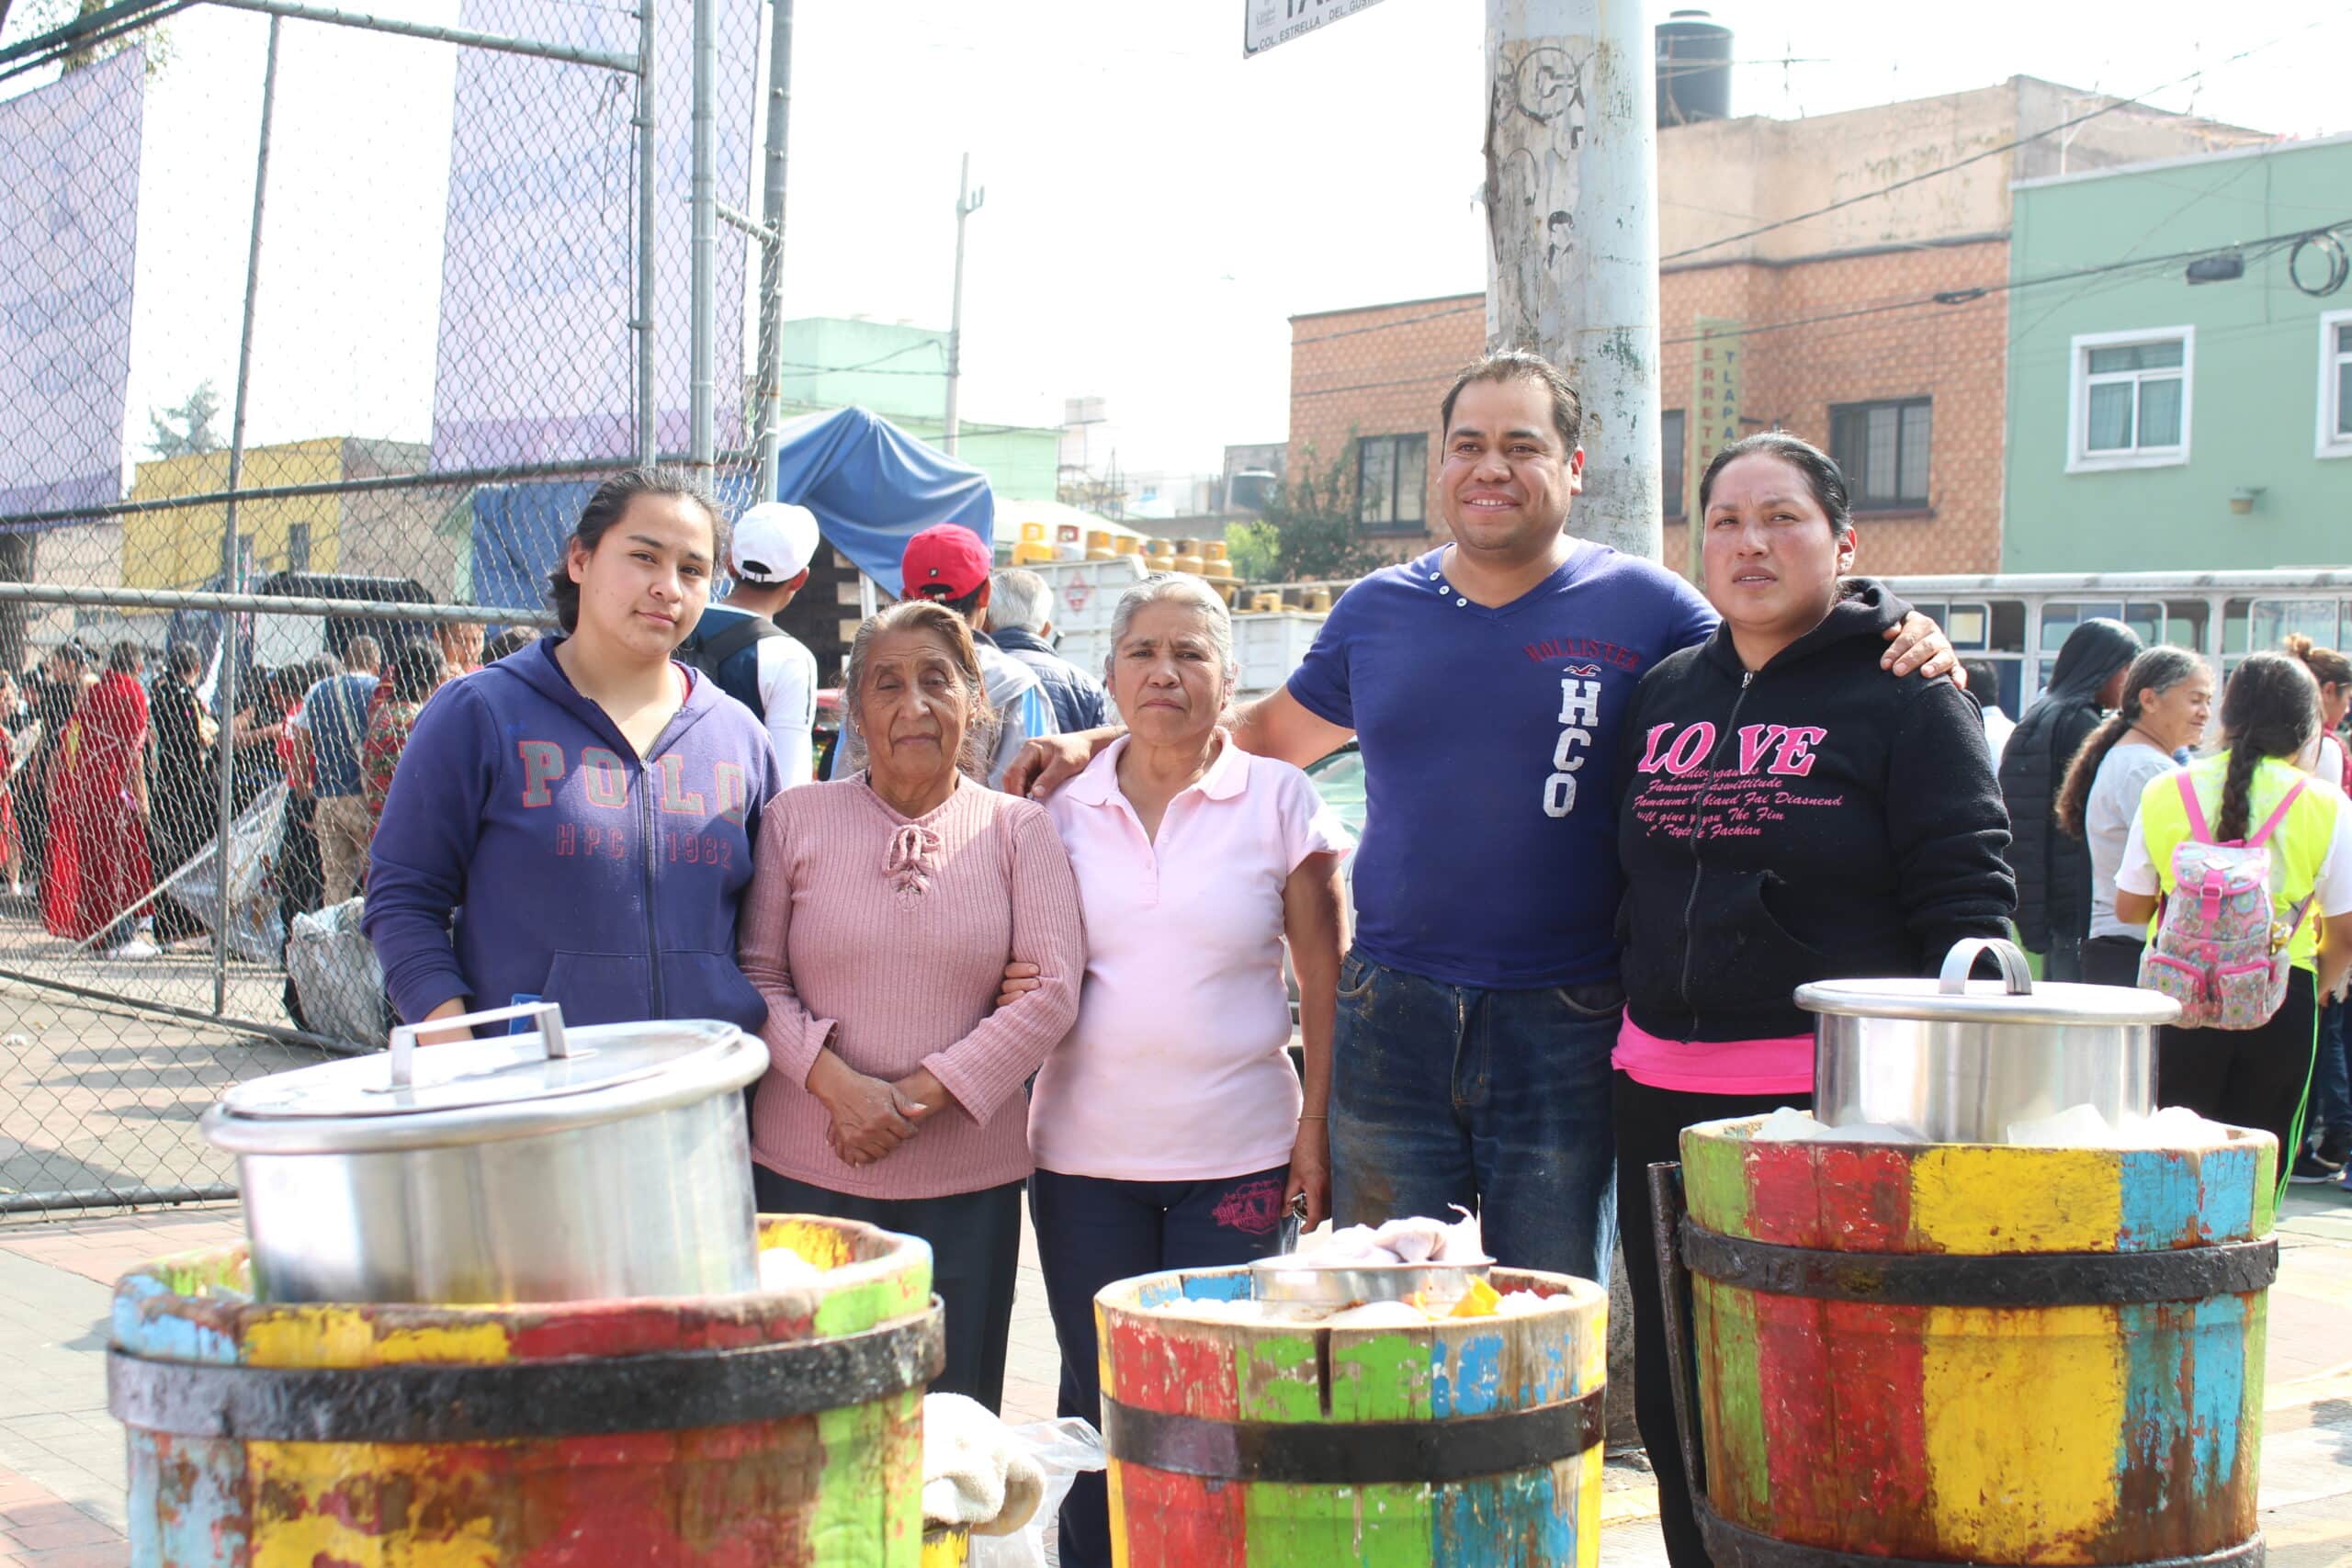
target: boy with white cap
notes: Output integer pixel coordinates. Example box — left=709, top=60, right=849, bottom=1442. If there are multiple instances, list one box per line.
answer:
left=682, top=501, right=822, bottom=784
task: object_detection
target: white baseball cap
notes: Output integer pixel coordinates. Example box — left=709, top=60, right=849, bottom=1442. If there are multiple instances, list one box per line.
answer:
left=730, top=502, right=820, bottom=583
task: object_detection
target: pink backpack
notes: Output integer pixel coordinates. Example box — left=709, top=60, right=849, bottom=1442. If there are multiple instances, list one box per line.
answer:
left=2137, top=771, right=2312, bottom=1030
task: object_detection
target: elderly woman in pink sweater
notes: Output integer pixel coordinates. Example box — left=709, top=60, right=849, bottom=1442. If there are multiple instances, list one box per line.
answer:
left=739, top=599, right=1084, bottom=1410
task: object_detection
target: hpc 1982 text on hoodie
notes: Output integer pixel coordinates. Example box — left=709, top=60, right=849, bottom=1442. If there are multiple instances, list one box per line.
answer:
left=363, top=639, right=784, bottom=1030
left=1613, top=582, right=2018, bottom=1043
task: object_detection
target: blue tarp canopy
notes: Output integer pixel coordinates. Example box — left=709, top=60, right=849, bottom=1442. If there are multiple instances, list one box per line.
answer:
left=466, top=408, right=993, bottom=612
left=770, top=406, right=994, bottom=597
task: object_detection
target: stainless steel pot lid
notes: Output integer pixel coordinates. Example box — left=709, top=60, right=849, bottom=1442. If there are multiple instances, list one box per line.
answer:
left=1794, top=937, right=2180, bottom=1028
left=206, top=1003, right=766, bottom=1156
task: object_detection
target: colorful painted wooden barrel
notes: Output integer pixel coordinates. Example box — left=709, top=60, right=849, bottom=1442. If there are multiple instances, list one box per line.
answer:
left=1660, top=1118, right=2278, bottom=1568
left=107, top=1214, right=940, bottom=1567
left=1096, top=1264, right=1608, bottom=1567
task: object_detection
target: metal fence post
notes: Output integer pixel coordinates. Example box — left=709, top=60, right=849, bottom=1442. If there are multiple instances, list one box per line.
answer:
left=636, top=0, right=658, bottom=469
left=211, top=13, right=284, bottom=1015
left=752, top=0, right=791, bottom=504
left=688, top=0, right=716, bottom=474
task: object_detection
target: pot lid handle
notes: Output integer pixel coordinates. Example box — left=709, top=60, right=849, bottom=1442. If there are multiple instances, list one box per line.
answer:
left=1938, top=937, right=2034, bottom=997
left=388, top=1001, right=571, bottom=1089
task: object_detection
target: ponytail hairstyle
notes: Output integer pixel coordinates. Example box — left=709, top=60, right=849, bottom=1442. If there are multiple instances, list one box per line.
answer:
left=2212, top=651, right=2321, bottom=843
left=2282, top=631, right=2352, bottom=694
left=2055, top=646, right=2206, bottom=839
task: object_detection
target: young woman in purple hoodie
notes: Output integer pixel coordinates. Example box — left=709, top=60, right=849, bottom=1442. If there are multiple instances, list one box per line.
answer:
left=364, top=470, right=783, bottom=1035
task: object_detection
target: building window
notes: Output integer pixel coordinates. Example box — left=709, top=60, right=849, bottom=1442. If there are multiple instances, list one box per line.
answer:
left=2069, top=327, right=2192, bottom=471
left=1660, top=409, right=1686, bottom=516
left=287, top=524, right=311, bottom=574
left=2321, top=310, right=2352, bottom=459
left=1828, top=399, right=1930, bottom=510
left=1357, top=434, right=1428, bottom=533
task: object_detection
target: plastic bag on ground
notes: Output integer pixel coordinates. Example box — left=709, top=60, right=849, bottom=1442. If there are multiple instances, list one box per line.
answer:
left=967, top=1416, right=1104, bottom=1568
left=286, top=896, right=390, bottom=1050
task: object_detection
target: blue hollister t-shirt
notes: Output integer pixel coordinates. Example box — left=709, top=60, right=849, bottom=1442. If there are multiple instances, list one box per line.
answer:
left=1288, top=543, right=1717, bottom=990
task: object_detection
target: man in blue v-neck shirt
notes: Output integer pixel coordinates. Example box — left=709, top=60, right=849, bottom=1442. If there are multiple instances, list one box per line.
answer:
left=1009, top=350, right=1951, bottom=1283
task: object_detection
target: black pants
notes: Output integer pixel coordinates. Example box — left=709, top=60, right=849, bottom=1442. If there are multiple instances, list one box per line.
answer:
left=1615, top=1071, right=1812, bottom=1568
left=2159, top=967, right=2319, bottom=1184
left=1029, top=1164, right=1290, bottom=1568
left=2081, top=934, right=2144, bottom=987
left=752, top=1166, right=1024, bottom=1413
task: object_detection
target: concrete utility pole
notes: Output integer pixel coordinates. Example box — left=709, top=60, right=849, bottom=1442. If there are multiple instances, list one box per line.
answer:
left=944, top=152, right=983, bottom=457
left=1483, top=0, right=1661, bottom=561
left=687, top=0, right=718, bottom=474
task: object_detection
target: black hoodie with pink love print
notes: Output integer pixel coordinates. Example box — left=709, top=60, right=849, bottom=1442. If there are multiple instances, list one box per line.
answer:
left=1612, top=580, right=2017, bottom=1043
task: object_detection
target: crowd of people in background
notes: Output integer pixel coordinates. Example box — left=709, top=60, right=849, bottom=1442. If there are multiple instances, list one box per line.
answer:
left=0, top=616, right=500, bottom=962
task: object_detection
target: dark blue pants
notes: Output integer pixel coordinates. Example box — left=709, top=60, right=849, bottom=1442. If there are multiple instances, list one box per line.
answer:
left=1327, top=947, right=1622, bottom=1284
left=2312, top=1000, right=2351, bottom=1154
left=1030, top=1164, right=1290, bottom=1568
left=752, top=1166, right=1023, bottom=1414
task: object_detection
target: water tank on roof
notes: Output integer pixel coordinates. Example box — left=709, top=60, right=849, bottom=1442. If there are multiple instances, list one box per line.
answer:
left=1657, top=9, right=1731, bottom=128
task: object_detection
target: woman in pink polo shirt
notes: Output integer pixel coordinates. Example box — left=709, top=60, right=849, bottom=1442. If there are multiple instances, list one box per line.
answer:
left=1028, top=574, right=1350, bottom=1568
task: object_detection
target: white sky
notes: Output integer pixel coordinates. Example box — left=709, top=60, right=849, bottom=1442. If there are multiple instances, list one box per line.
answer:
left=10, top=0, right=2350, bottom=481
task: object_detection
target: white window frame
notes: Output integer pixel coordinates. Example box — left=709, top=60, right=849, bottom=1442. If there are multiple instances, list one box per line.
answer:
left=2067, top=325, right=2194, bottom=473
left=2319, top=309, right=2352, bottom=460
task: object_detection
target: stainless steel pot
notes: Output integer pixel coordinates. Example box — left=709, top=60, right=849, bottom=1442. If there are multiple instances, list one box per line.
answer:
left=202, top=1002, right=764, bottom=1304
left=1799, top=938, right=2179, bottom=1145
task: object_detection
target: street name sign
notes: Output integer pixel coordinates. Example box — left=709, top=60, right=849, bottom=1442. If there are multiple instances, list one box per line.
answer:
left=1244, top=0, right=1389, bottom=57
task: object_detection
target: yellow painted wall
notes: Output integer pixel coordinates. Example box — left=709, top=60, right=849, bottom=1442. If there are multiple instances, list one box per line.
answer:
left=124, top=439, right=345, bottom=589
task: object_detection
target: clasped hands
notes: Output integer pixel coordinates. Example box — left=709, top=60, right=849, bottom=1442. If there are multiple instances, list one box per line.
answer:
left=807, top=1048, right=948, bottom=1168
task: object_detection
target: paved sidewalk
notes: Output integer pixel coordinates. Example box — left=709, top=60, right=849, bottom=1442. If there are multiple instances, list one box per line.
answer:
left=3, top=1195, right=2348, bottom=1565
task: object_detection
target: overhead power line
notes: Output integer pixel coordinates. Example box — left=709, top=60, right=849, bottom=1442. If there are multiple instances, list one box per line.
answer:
left=1660, top=9, right=2351, bottom=265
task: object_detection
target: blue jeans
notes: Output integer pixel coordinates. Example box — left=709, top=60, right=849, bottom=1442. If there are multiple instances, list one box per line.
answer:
left=1328, top=948, right=1621, bottom=1284
left=1030, top=1164, right=1290, bottom=1568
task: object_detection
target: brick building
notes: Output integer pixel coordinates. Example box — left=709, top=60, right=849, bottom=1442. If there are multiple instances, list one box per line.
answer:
left=1286, top=77, right=2265, bottom=577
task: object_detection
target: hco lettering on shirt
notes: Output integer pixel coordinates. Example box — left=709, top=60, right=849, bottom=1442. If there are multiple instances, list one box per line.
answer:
left=1545, top=665, right=1605, bottom=818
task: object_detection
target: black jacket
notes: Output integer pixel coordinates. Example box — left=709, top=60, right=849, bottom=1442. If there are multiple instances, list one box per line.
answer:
left=1615, top=582, right=2017, bottom=1042
left=1996, top=618, right=2141, bottom=952
left=987, top=626, right=1109, bottom=734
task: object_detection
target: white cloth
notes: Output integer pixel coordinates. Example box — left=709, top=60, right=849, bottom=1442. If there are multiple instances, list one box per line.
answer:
left=2086, top=742, right=2176, bottom=942
left=922, top=1393, right=1046, bottom=1537
left=1981, top=705, right=2016, bottom=768
left=753, top=631, right=819, bottom=787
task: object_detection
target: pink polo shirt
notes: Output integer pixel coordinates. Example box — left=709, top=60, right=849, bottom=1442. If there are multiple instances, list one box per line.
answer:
left=1033, top=736, right=1351, bottom=1181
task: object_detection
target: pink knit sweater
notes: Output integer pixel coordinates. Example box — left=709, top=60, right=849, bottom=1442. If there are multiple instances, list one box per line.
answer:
left=739, top=775, right=1085, bottom=1199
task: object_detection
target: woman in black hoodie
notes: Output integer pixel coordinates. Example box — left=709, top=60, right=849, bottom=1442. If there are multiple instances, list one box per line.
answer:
left=1612, top=433, right=2016, bottom=1568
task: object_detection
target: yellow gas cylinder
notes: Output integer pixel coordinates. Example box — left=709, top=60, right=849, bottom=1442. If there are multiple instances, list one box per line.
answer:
left=1171, top=537, right=1204, bottom=575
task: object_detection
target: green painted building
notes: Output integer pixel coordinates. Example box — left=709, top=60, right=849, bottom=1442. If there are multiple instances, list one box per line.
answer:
left=777, top=317, right=1060, bottom=501
left=2003, top=135, right=2352, bottom=573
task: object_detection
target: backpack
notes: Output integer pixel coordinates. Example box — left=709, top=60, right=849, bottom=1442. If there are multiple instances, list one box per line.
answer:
left=675, top=613, right=783, bottom=718
left=2138, top=771, right=2313, bottom=1030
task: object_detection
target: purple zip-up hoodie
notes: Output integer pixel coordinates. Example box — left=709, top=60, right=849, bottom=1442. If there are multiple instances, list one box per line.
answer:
left=364, top=637, right=782, bottom=1030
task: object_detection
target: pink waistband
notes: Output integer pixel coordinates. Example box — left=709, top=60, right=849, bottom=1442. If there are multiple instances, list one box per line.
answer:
left=1613, top=1015, right=1815, bottom=1095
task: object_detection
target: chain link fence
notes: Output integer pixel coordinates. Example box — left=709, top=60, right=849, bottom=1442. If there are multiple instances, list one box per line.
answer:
left=0, top=0, right=771, bottom=1212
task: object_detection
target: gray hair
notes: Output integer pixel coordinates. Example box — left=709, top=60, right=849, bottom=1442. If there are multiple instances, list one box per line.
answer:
left=1104, top=574, right=1239, bottom=705
left=345, top=635, right=382, bottom=671
left=989, top=569, right=1053, bottom=635
left=841, top=599, right=994, bottom=780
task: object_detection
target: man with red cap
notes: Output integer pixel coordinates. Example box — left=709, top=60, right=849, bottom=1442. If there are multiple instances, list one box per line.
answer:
left=830, top=524, right=1057, bottom=789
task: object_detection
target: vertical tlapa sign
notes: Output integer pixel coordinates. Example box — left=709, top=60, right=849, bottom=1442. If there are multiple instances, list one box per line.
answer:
left=1685, top=316, right=1742, bottom=584
left=0, top=49, right=143, bottom=522
left=428, top=0, right=757, bottom=471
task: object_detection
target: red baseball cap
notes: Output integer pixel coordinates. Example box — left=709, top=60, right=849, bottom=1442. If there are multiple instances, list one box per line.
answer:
left=900, top=524, right=994, bottom=601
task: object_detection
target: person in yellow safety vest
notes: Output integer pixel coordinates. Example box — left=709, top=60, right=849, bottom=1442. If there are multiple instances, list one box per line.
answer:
left=2116, top=652, right=2352, bottom=1180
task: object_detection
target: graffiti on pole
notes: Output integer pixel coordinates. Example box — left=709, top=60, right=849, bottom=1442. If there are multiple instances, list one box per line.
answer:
left=1484, top=38, right=1590, bottom=350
